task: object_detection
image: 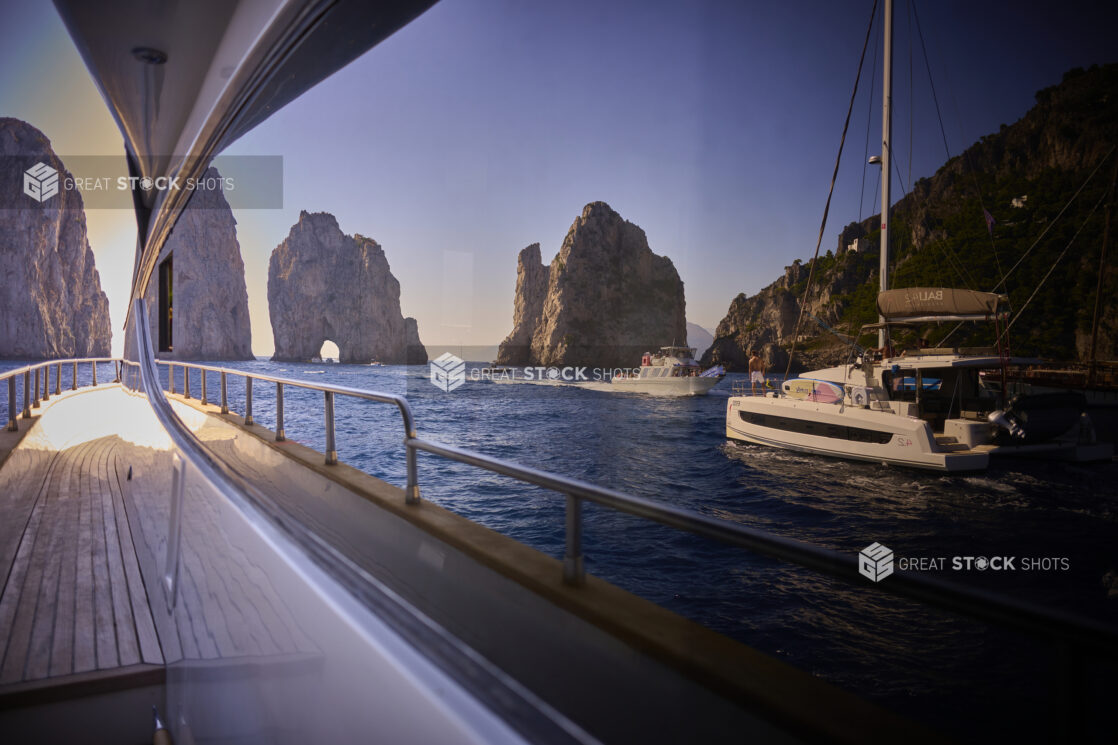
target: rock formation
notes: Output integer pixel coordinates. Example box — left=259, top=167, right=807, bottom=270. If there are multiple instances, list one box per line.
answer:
left=495, top=243, right=547, bottom=365
left=496, top=202, right=686, bottom=368
left=0, top=118, right=111, bottom=358
left=268, top=211, right=426, bottom=364
left=144, top=167, right=253, bottom=360
left=404, top=317, right=427, bottom=364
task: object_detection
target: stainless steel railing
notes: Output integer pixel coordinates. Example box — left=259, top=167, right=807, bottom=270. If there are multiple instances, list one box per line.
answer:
left=1, top=358, right=123, bottom=431
left=159, top=361, right=420, bottom=503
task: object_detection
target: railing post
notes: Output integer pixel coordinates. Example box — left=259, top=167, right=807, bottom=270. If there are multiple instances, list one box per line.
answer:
left=201, top=370, right=208, bottom=406
left=114, top=361, right=121, bottom=383
left=54, top=363, right=61, bottom=395
left=323, top=390, right=338, bottom=464
left=275, top=382, right=285, bottom=441
left=220, top=372, right=228, bottom=414
left=22, top=371, right=30, bottom=418
left=169, top=364, right=175, bottom=395
left=244, top=377, right=254, bottom=425
left=7, top=377, right=16, bottom=432
left=33, top=367, right=40, bottom=407
left=184, top=367, right=191, bottom=399
left=563, top=494, right=585, bottom=586
left=42, top=365, right=49, bottom=402
left=92, top=361, right=98, bottom=387
left=405, top=441, right=420, bottom=504
left=71, top=361, right=77, bottom=390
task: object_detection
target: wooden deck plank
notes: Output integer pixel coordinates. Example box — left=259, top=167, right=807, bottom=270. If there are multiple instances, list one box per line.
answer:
left=0, top=445, right=64, bottom=685
left=48, top=437, right=83, bottom=677
left=87, top=438, right=118, bottom=671
left=0, top=448, right=52, bottom=599
left=97, top=441, right=141, bottom=668
left=72, top=438, right=96, bottom=674
left=23, top=440, right=84, bottom=680
left=110, top=453, right=164, bottom=666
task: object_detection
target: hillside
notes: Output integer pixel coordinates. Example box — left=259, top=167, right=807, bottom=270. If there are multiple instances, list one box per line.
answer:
left=703, top=64, right=1118, bottom=372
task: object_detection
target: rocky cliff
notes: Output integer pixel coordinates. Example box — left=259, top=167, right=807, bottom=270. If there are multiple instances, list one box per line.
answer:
left=404, top=317, right=427, bottom=364
left=144, top=167, right=252, bottom=360
left=495, top=243, right=548, bottom=365
left=268, top=211, right=426, bottom=364
left=496, top=202, right=686, bottom=368
left=704, top=64, right=1118, bottom=371
left=0, top=118, right=111, bottom=358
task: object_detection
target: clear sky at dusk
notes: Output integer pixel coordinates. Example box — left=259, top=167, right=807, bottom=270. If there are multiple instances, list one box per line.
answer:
left=1, top=0, right=1116, bottom=357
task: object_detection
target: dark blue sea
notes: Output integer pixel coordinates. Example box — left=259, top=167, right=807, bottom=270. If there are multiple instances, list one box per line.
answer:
left=3, top=358, right=1116, bottom=742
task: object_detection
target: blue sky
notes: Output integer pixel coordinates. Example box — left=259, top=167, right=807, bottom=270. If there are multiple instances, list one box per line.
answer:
left=2, top=0, right=1115, bottom=356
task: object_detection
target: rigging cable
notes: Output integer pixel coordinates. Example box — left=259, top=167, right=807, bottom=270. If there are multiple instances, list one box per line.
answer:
left=936, top=147, right=1116, bottom=349
left=996, top=184, right=1110, bottom=343
left=911, top=0, right=1008, bottom=297
left=783, top=0, right=878, bottom=380
left=858, top=19, right=880, bottom=222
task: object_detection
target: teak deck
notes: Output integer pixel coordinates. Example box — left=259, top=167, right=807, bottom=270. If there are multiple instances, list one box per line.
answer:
left=0, top=386, right=315, bottom=704
left=0, top=431, right=162, bottom=691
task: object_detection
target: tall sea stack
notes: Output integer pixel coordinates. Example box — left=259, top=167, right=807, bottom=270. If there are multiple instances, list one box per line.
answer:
left=268, top=211, right=426, bottom=364
left=144, top=167, right=253, bottom=359
left=496, top=202, right=686, bottom=368
left=0, top=118, right=111, bottom=358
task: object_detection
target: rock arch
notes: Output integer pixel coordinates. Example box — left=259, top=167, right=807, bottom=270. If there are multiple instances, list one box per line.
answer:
left=268, top=211, right=427, bottom=364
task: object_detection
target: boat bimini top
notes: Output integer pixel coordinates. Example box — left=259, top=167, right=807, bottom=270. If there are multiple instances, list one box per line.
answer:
left=862, top=287, right=1009, bottom=328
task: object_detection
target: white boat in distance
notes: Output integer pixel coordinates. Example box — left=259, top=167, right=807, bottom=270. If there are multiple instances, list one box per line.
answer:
left=611, top=346, right=725, bottom=396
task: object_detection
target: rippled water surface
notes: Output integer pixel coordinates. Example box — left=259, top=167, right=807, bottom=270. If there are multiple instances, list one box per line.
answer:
left=4, top=358, right=1115, bottom=741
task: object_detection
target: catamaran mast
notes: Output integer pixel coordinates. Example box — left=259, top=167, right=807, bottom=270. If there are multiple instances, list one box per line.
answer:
left=878, top=0, right=893, bottom=350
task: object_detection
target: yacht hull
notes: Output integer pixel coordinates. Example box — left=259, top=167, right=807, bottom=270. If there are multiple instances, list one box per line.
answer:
left=725, top=395, right=990, bottom=472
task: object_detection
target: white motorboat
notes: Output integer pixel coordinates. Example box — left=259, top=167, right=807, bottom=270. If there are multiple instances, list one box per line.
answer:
left=611, top=346, right=724, bottom=396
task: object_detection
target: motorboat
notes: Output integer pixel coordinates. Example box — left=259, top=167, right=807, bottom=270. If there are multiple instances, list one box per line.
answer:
left=611, top=346, right=724, bottom=396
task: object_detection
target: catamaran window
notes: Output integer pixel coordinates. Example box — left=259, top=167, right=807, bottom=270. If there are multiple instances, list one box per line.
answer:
left=739, top=411, right=893, bottom=444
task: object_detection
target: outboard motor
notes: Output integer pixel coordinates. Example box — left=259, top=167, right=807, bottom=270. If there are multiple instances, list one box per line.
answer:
left=988, top=392, right=1088, bottom=444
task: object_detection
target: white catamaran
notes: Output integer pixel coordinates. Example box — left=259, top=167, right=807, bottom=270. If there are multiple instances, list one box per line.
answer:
left=724, top=3, right=1112, bottom=472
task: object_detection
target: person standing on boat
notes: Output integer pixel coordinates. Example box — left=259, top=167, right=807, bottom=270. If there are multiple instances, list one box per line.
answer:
left=748, top=351, right=766, bottom=395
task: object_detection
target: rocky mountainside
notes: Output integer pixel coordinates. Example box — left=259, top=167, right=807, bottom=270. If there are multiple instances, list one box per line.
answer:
left=268, top=211, right=426, bottom=364
left=0, top=118, right=111, bottom=358
left=704, top=64, right=1118, bottom=372
left=144, top=167, right=252, bottom=360
left=496, top=202, right=686, bottom=368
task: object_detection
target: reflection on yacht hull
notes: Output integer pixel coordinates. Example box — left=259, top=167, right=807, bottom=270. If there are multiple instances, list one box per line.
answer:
left=726, top=394, right=991, bottom=472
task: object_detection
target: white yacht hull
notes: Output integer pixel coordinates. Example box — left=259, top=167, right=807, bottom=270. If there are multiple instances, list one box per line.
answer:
left=725, top=395, right=991, bottom=472
left=611, top=376, right=722, bottom=396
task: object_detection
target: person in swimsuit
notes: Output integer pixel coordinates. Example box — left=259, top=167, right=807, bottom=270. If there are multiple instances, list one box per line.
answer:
left=748, top=351, right=765, bottom=395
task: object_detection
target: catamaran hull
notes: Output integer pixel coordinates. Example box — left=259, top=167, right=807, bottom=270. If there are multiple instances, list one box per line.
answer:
left=724, top=396, right=990, bottom=472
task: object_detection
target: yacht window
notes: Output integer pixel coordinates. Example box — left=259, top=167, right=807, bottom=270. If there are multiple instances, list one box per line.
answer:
left=739, top=411, right=893, bottom=444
